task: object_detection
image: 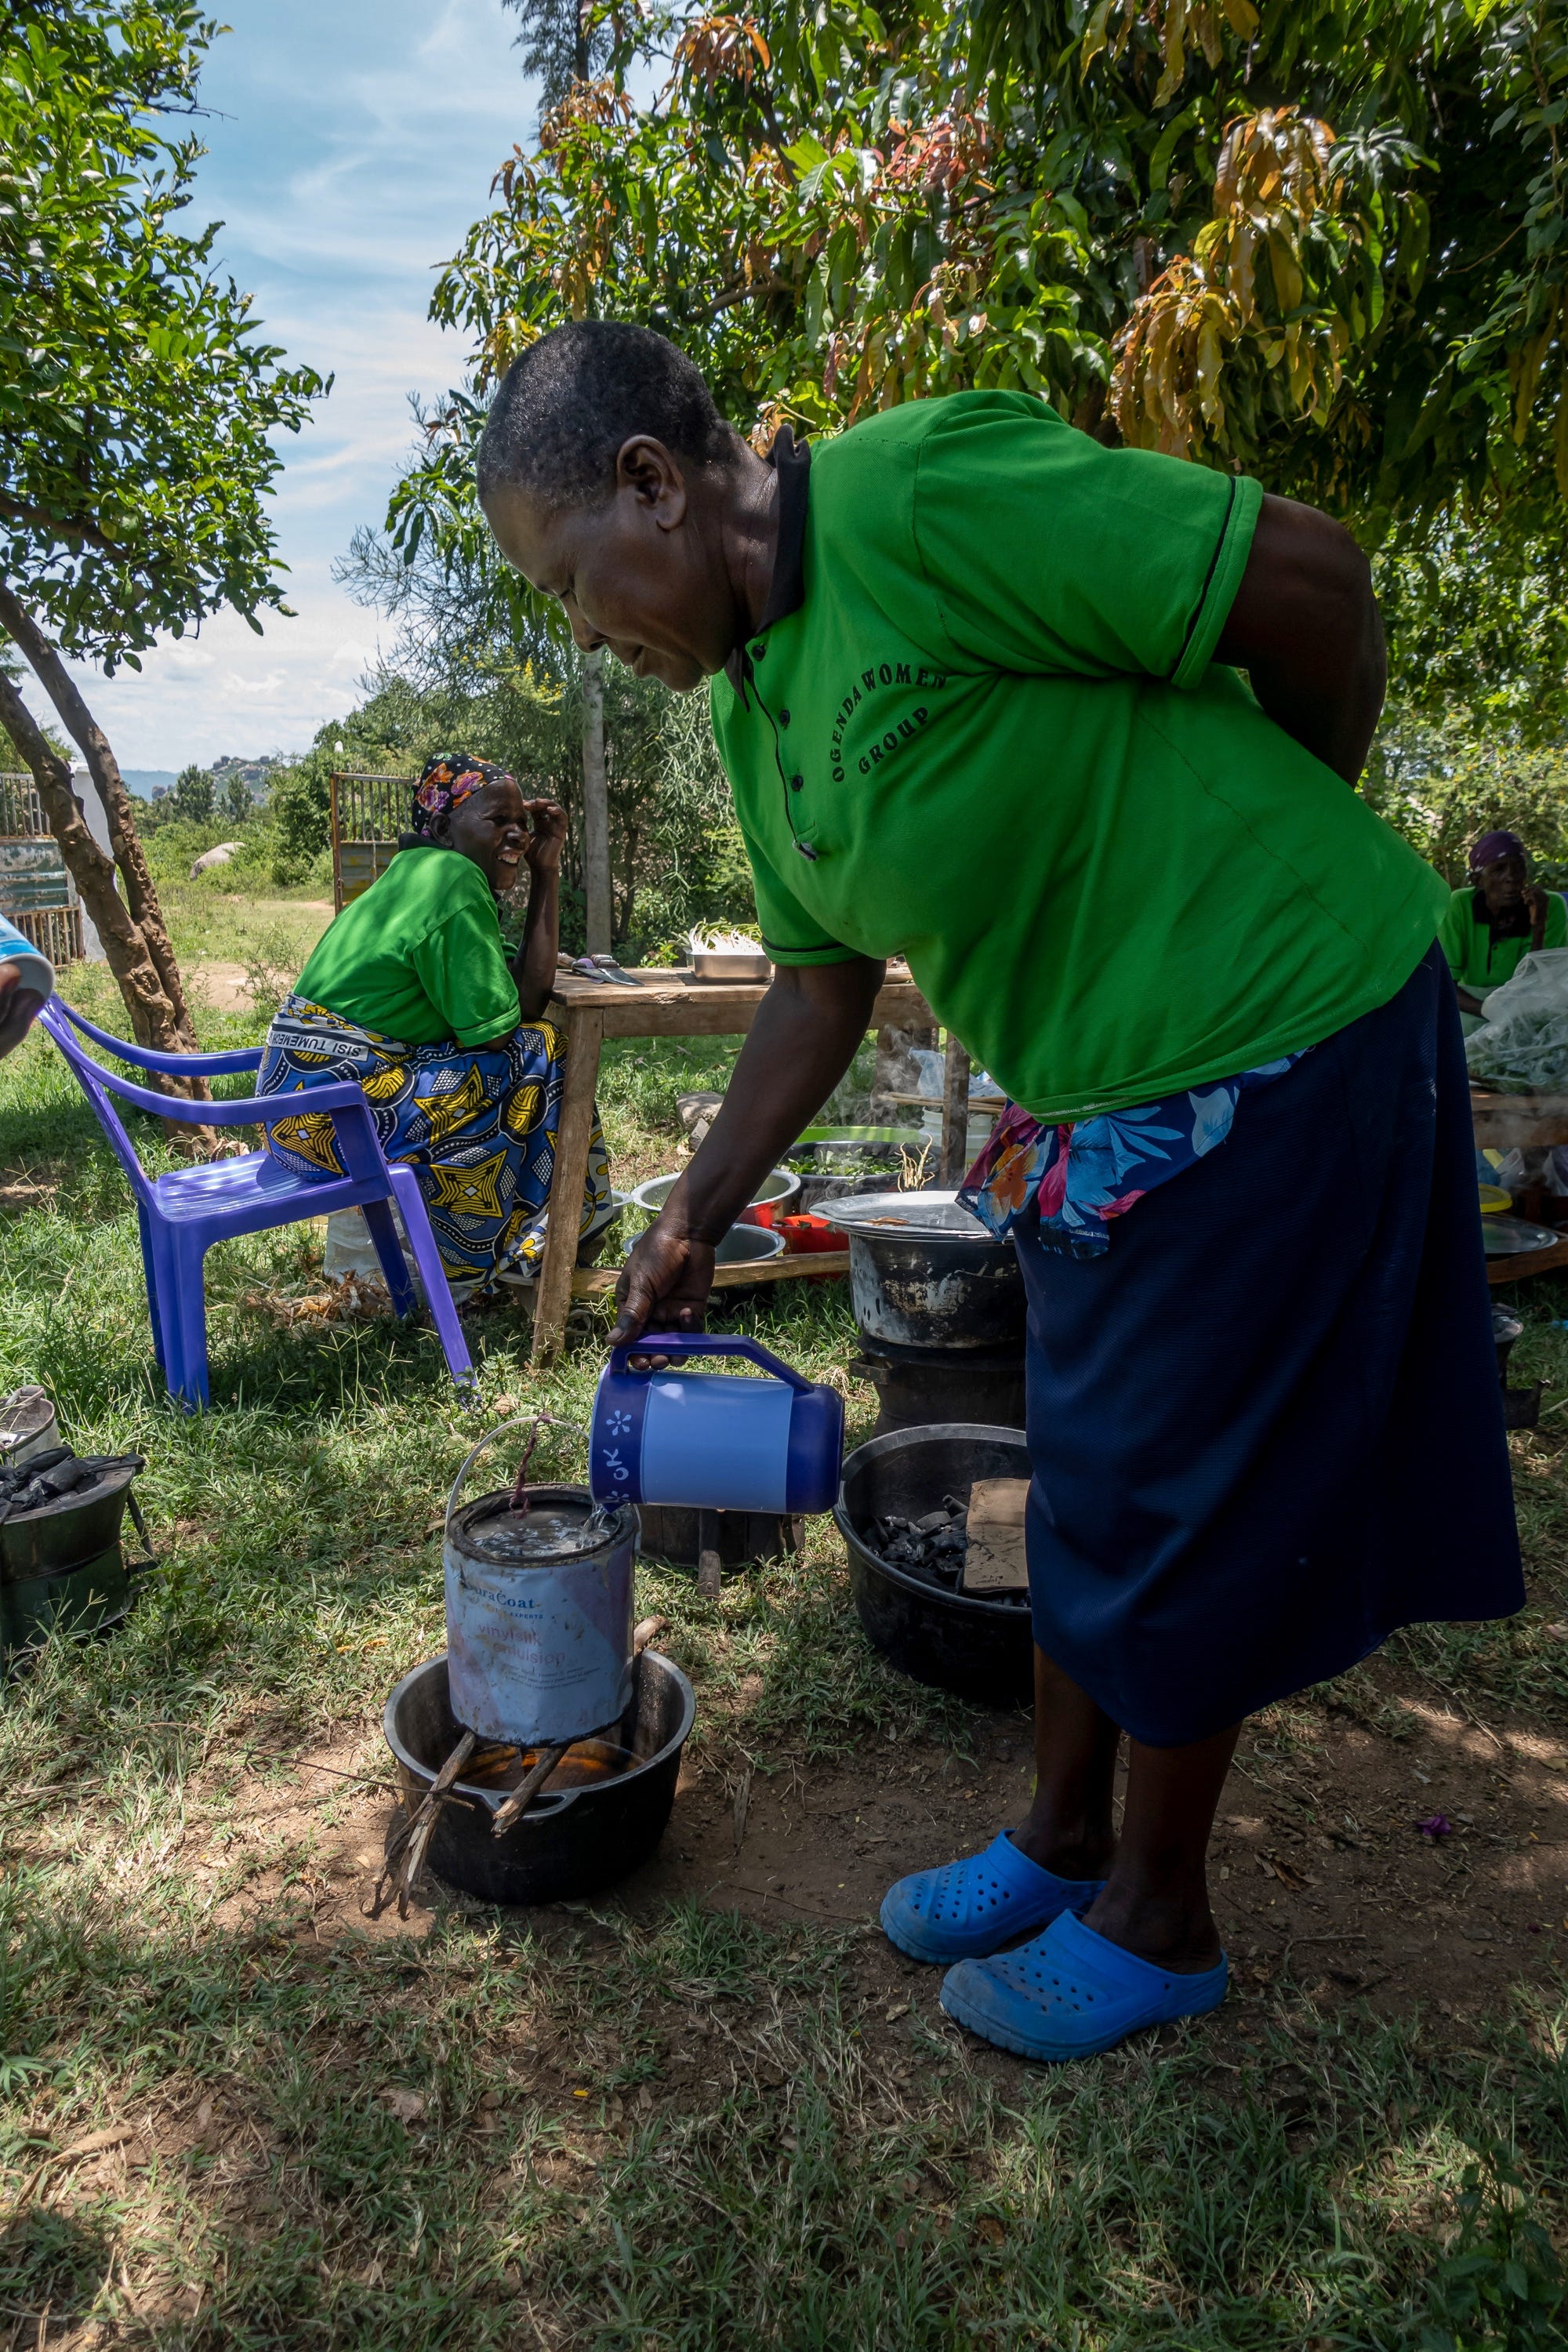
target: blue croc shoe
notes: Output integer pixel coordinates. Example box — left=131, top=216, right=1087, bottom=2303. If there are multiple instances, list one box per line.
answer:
left=940, top=1908, right=1228, bottom=2060
left=879, top=1831, right=1105, bottom=1965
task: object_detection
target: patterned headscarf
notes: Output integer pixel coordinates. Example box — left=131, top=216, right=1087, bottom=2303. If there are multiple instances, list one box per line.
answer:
left=1469, top=829, right=1526, bottom=873
left=409, top=752, right=513, bottom=838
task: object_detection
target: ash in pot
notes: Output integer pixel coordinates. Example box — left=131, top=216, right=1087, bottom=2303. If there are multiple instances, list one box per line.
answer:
left=867, top=1497, right=1030, bottom=1608
left=0, top=1446, right=142, bottom=1522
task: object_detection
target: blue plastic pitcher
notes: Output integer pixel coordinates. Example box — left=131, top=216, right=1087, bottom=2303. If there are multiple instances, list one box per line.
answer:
left=589, top=1334, right=843, bottom=1515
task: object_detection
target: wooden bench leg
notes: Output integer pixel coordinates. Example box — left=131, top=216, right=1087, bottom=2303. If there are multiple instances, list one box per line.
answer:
left=532, top=1006, right=604, bottom=1366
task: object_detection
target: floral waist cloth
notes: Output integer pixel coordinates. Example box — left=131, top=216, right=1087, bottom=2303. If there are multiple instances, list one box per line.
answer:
left=958, top=1052, right=1307, bottom=1257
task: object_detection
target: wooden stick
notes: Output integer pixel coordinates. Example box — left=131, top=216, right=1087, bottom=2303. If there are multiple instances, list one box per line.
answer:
left=569, top=1251, right=849, bottom=1298
left=532, top=1005, right=605, bottom=1365
left=696, top=1506, right=722, bottom=1600
left=364, top=1727, right=477, bottom=1920
left=491, top=1740, right=569, bottom=1839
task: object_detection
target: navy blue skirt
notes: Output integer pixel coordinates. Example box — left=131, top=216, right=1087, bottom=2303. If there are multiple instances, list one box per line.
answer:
left=1019, top=942, right=1523, bottom=1747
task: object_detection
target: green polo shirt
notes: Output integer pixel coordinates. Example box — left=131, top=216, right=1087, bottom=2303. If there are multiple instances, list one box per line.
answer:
left=294, top=845, right=520, bottom=1049
left=710, top=394, right=1449, bottom=1121
left=1438, top=885, right=1566, bottom=998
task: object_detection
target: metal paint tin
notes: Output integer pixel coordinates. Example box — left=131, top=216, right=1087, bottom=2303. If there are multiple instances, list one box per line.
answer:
left=442, top=1425, right=637, bottom=1744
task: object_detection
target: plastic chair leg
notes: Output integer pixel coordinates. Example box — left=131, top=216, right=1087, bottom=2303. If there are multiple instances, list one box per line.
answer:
left=359, top=1196, right=417, bottom=1319
left=144, top=1220, right=188, bottom=1405
left=168, top=1232, right=212, bottom=1411
left=387, top=1164, right=475, bottom=1394
left=136, top=1203, right=166, bottom=1371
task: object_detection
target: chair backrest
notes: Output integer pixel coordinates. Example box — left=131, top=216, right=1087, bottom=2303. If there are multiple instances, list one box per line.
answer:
left=51, top=996, right=262, bottom=1076
left=37, top=998, right=391, bottom=1193
left=38, top=999, right=156, bottom=1207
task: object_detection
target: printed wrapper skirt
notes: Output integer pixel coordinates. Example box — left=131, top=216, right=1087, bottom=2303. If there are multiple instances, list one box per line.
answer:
left=257, top=995, right=611, bottom=1301
left=1018, top=942, right=1524, bottom=1747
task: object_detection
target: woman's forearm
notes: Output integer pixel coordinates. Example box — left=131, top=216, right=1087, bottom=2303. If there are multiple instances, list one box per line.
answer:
left=513, top=869, right=560, bottom=1021
left=662, top=960, right=887, bottom=1241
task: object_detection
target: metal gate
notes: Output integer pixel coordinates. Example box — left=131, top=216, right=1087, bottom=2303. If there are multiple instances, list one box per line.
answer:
left=328, top=771, right=412, bottom=914
left=0, top=773, right=84, bottom=966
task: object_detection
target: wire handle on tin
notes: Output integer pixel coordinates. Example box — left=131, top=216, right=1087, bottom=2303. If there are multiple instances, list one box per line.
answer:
left=445, top=1412, right=588, bottom=1530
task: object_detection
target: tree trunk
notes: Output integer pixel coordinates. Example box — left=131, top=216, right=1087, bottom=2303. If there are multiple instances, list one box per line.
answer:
left=0, top=583, right=201, bottom=1053
left=581, top=644, right=612, bottom=956
left=0, top=669, right=216, bottom=1144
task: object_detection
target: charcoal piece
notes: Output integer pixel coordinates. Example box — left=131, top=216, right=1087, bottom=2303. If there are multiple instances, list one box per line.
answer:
left=913, top=1509, right=953, bottom=1536
left=9, top=1480, right=46, bottom=1513
left=8, top=1446, right=71, bottom=1479
left=39, top=1459, right=93, bottom=1497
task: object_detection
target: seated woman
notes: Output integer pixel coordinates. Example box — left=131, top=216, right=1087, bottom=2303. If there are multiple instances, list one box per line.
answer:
left=1439, top=827, right=1566, bottom=1022
left=258, top=752, right=611, bottom=1300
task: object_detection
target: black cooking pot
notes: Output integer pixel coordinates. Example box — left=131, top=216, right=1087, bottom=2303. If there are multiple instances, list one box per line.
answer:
left=825, top=1191, right=1025, bottom=1350
left=835, top=1424, right=1033, bottom=1705
left=636, top=1502, right=798, bottom=1573
left=383, top=1648, right=695, bottom=1905
left=849, top=1332, right=1025, bottom=1438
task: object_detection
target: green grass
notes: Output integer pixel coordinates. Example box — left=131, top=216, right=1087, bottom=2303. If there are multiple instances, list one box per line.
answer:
left=0, top=961, right=1564, bottom=2348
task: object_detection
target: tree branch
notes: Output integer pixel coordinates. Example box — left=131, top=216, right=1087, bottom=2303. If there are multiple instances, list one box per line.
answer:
left=0, top=581, right=203, bottom=1058
left=0, top=667, right=212, bottom=1123
left=0, top=492, right=115, bottom=552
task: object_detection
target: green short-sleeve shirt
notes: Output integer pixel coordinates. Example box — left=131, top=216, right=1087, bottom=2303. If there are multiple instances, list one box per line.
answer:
left=293, top=845, right=520, bottom=1049
left=710, top=394, right=1449, bottom=1121
left=1438, top=886, right=1567, bottom=998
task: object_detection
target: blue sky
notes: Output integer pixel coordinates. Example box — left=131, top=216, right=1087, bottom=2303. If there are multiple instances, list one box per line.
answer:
left=55, top=0, right=535, bottom=771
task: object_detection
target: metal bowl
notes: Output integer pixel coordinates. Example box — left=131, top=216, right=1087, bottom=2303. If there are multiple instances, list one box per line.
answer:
left=691, top=947, right=772, bottom=983
left=836, top=1424, right=1033, bottom=1704
left=383, top=1649, right=695, bottom=1906
left=632, top=1166, right=801, bottom=1218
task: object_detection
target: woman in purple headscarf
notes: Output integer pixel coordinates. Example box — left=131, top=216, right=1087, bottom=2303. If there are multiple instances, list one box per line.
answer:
left=1438, top=828, right=1567, bottom=1019
left=257, top=752, right=612, bottom=1300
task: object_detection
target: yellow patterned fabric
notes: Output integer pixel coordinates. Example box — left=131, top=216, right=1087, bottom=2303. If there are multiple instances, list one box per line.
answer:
left=256, top=996, right=610, bottom=1299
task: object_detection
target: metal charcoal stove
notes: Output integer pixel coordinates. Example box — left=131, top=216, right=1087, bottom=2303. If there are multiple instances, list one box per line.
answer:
left=0, top=1434, right=152, bottom=1661
left=835, top=1424, right=1033, bottom=1704
left=850, top=1330, right=1025, bottom=1437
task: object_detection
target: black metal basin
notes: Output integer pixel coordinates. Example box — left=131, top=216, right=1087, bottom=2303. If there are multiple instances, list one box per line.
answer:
left=836, top=1424, right=1033, bottom=1705
left=383, top=1648, right=695, bottom=1905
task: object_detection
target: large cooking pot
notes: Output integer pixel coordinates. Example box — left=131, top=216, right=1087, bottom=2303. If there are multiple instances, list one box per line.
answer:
left=824, top=1189, right=1025, bottom=1350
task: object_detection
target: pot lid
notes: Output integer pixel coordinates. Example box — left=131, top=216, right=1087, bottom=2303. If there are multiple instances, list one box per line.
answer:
left=822, top=1189, right=1001, bottom=1242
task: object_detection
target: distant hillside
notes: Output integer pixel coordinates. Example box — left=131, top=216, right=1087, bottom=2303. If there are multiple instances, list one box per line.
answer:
left=123, top=770, right=179, bottom=799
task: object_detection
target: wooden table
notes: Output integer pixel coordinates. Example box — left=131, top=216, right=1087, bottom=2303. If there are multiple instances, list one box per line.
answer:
left=532, top=963, right=934, bottom=1363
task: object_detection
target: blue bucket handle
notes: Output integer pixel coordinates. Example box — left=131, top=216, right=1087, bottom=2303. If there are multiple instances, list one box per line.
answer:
left=612, top=1332, right=817, bottom=1393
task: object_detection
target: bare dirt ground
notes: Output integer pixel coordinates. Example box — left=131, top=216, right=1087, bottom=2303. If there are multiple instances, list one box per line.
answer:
left=187, top=1639, right=1568, bottom=2098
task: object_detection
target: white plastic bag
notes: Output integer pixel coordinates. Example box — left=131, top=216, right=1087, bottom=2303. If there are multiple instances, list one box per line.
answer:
left=1465, top=948, right=1568, bottom=1093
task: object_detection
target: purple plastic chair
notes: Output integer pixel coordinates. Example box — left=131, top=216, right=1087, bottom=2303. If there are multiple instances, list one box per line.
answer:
left=38, top=999, right=474, bottom=1410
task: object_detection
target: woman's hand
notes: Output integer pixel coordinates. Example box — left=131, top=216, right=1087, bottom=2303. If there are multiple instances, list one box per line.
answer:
left=523, top=799, right=569, bottom=876
left=609, top=1218, right=717, bottom=1345
left=1526, top=882, right=1552, bottom=949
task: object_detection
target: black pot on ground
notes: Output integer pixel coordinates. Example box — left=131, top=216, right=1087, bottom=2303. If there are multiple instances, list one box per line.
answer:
left=636, top=1504, right=799, bottom=1573
left=383, top=1649, right=695, bottom=1905
left=835, top=1424, right=1034, bottom=1706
